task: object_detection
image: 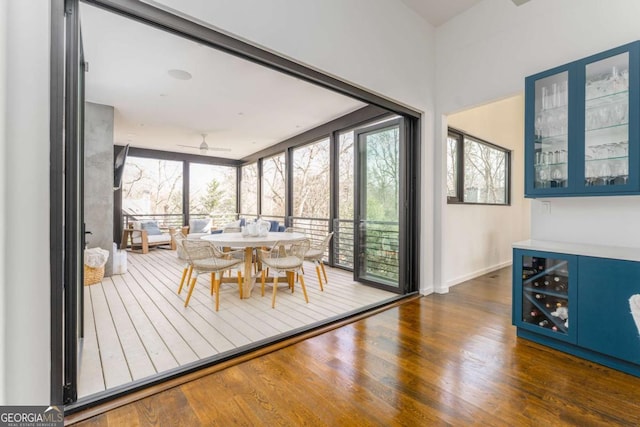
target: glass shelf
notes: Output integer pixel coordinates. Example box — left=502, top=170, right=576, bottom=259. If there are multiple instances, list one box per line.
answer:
left=585, top=155, right=628, bottom=163
left=585, top=122, right=628, bottom=134
left=535, top=162, right=568, bottom=167
left=585, top=89, right=629, bottom=107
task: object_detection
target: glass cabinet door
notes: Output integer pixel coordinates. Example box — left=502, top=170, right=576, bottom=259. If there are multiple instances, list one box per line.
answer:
left=583, top=52, right=630, bottom=188
left=533, top=71, right=569, bottom=190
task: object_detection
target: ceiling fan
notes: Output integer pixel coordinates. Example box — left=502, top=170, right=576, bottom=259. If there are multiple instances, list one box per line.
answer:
left=511, top=0, right=531, bottom=5
left=178, top=133, right=231, bottom=155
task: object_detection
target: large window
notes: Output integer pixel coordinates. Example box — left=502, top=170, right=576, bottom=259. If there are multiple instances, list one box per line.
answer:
left=447, top=128, right=510, bottom=205
left=189, top=163, right=236, bottom=222
left=261, top=153, right=286, bottom=217
left=240, top=163, right=258, bottom=216
left=122, top=156, right=183, bottom=224
left=292, top=138, right=330, bottom=218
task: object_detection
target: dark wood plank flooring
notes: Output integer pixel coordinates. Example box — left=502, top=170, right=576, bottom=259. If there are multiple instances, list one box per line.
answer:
left=69, top=266, right=640, bottom=426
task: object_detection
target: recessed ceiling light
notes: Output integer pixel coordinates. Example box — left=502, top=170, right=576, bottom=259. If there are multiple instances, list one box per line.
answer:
left=168, top=69, right=192, bottom=80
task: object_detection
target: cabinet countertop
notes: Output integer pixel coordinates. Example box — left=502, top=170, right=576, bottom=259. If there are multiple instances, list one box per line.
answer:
left=513, top=239, right=640, bottom=262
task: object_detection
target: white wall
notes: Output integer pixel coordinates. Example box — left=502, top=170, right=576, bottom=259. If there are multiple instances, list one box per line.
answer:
left=1, top=0, right=51, bottom=404
left=444, top=94, right=530, bottom=290
left=148, top=0, right=439, bottom=293
left=435, top=0, right=640, bottom=278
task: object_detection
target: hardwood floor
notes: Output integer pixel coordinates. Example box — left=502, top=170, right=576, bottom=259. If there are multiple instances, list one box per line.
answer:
left=78, top=249, right=396, bottom=397
left=69, top=266, right=640, bottom=426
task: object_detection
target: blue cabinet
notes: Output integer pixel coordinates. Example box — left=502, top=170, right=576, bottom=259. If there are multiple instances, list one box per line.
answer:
left=578, top=257, right=640, bottom=364
left=525, top=41, right=640, bottom=197
left=513, top=248, right=640, bottom=377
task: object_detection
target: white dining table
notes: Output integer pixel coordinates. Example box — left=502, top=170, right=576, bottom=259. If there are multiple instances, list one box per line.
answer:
left=201, top=231, right=306, bottom=298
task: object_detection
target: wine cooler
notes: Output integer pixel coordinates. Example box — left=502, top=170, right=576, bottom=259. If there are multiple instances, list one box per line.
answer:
left=513, top=249, right=577, bottom=344
left=521, top=256, right=569, bottom=334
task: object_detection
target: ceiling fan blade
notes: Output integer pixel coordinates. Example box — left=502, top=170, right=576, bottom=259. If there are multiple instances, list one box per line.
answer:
left=177, top=144, right=231, bottom=152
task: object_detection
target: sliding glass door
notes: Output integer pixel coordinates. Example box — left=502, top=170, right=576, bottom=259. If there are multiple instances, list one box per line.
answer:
left=354, top=119, right=405, bottom=292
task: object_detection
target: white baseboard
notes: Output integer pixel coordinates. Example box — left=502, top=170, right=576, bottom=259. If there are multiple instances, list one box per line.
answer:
left=438, top=260, right=513, bottom=293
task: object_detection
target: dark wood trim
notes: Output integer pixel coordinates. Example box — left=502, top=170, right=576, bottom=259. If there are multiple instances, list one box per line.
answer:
left=405, top=117, right=420, bottom=293
left=182, top=160, right=189, bottom=226
left=81, top=0, right=421, bottom=120
left=240, top=105, right=390, bottom=164
left=328, top=130, right=338, bottom=266
left=63, top=294, right=421, bottom=424
left=50, top=0, right=65, bottom=406
left=64, top=0, right=81, bottom=404
left=122, top=145, right=241, bottom=167
left=257, top=159, right=263, bottom=215
left=112, top=145, right=125, bottom=244
left=235, top=166, right=241, bottom=216
left=446, top=129, right=464, bottom=203
left=285, top=147, right=293, bottom=223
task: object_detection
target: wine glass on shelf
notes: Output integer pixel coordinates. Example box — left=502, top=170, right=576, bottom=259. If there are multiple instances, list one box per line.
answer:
left=584, top=158, right=594, bottom=186
left=598, top=162, right=613, bottom=186
left=551, top=168, right=563, bottom=188
left=538, top=168, right=548, bottom=189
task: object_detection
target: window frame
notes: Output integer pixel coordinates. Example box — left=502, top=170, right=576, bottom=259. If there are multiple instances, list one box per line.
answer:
left=447, top=127, right=511, bottom=206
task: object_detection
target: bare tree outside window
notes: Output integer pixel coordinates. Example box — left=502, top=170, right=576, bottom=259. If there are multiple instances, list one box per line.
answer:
left=446, top=135, right=459, bottom=200
left=447, top=128, right=510, bottom=205
left=292, top=138, right=330, bottom=218
left=464, top=138, right=507, bottom=204
left=261, top=153, right=286, bottom=217
left=338, top=131, right=354, bottom=220
left=240, top=163, right=258, bottom=216
left=122, top=156, right=183, bottom=217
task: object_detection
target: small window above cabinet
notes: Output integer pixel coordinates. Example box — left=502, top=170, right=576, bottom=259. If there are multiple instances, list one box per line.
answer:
left=525, top=41, right=640, bottom=197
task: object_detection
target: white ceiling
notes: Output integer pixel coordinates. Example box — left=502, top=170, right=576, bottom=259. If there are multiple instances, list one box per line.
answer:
left=400, top=0, right=483, bottom=26
left=80, top=4, right=366, bottom=160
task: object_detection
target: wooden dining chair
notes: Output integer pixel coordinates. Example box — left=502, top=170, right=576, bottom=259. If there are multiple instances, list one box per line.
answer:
left=304, top=232, right=334, bottom=291
left=173, top=231, right=193, bottom=294
left=181, top=240, right=244, bottom=311
left=259, top=238, right=310, bottom=308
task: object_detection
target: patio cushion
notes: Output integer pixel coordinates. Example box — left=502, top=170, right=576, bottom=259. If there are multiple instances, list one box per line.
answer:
left=190, top=218, right=212, bottom=234
left=132, top=232, right=172, bottom=244
left=141, top=221, right=162, bottom=235
left=268, top=220, right=282, bottom=232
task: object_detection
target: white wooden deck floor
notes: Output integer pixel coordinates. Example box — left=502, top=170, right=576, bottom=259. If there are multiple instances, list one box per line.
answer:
left=78, top=249, right=397, bottom=398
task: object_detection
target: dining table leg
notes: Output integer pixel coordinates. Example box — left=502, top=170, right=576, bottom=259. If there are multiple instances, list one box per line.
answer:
left=242, top=246, right=254, bottom=298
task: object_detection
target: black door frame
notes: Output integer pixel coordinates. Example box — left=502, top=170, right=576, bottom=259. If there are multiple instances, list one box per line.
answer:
left=51, top=0, right=422, bottom=410
left=354, top=119, right=406, bottom=293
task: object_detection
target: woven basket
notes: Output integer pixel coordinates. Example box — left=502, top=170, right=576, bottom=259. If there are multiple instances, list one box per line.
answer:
left=84, top=264, right=105, bottom=286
